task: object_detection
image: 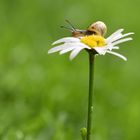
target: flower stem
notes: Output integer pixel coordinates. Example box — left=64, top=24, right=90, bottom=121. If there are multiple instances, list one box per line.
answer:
left=86, top=52, right=95, bottom=140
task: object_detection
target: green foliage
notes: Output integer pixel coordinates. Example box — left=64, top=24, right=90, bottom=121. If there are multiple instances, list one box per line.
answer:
left=0, top=0, right=139, bottom=139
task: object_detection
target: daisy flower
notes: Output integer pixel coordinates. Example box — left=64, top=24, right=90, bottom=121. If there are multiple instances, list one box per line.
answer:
left=48, top=22, right=133, bottom=61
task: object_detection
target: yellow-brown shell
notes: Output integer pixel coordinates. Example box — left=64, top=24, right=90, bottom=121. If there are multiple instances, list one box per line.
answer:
left=87, top=21, right=107, bottom=36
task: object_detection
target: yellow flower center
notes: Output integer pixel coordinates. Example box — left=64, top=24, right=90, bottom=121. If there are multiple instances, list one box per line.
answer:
left=80, top=35, right=106, bottom=48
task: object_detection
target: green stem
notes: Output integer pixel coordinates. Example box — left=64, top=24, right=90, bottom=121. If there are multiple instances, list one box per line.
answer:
left=86, top=52, right=95, bottom=140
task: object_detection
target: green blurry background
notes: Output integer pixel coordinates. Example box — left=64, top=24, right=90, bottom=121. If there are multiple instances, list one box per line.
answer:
left=0, top=0, right=139, bottom=140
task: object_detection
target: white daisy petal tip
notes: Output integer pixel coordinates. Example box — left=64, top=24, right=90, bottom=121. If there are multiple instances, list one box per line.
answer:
left=52, top=37, right=80, bottom=45
left=112, top=37, right=133, bottom=46
left=129, top=32, right=134, bottom=35
left=48, top=45, right=65, bottom=54
left=52, top=40, right=64, bottom=46
left=48, top=48, right=56, bottom=54
left=106, top=50, right=127, bottom=61
left=59, top=46, right=75, bottom=55
left=48, top=50, right=52, bottom=54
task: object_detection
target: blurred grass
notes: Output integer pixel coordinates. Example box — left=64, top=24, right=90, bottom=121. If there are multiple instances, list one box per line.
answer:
left=0, top=0, right=139, bottom=139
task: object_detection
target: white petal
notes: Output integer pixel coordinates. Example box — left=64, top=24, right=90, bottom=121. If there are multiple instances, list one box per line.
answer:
left=59, top=46, right=76, bottom=54
left=69, top=47, right=84, bottom=60
left=106, top=50, right=127, bottom=61
left=59, top=42, right=90, bottom=55
left=106, top=45, right=119, bottom=51
left=77, top=43, right=91, bottom=49
left=52, top=37, right=80, bottom=45
left=120, top=32, right=134, bottom=39
left=107, top=32, right=134, bottom=43
left=48, top=44, right=69, bottom=54
left=106, top=44, right=114, bottom=51
left=112, top=37, right=132, bottom=46
left=94, top=46, right=108, bottom=55
left=112, top=46, right=119, bottom=49
left=107, top=33, right=123, bottom=44
left=106, top=29, right=124, bottom=43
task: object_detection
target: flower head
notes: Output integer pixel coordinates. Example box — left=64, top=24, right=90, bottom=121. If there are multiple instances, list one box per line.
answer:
left=48, top=23, right=133, bottom=61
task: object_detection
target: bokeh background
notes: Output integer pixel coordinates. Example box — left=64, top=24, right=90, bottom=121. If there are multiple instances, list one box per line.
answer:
left=0, top=0, right=139, bottom=140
